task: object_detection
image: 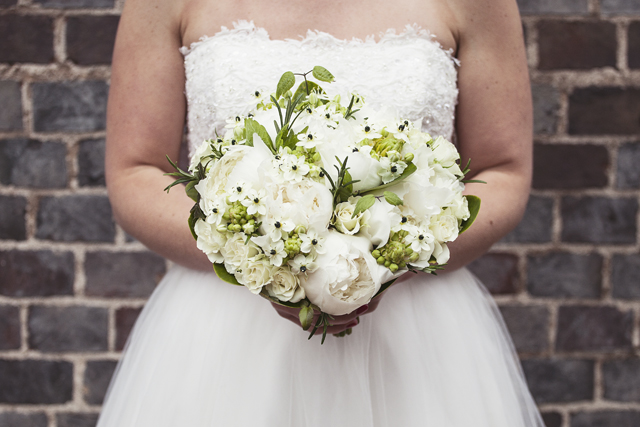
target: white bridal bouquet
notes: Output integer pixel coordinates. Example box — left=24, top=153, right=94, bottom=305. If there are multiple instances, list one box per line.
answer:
left=167, top=67, right=481, bottom=342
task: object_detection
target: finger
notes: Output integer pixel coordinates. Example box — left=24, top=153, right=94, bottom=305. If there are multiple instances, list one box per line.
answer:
left=314, top=318, right=359, bottom=335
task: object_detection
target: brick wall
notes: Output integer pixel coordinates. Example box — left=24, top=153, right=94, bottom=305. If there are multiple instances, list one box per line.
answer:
left=0, top=0, right=638, bottom=426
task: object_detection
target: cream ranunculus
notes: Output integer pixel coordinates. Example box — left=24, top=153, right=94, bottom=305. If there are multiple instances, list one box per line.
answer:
left=265, top=267, right=306, bottom=303
left=235, top=256, right=274, bottom=294
left=194, top=219, right=227, bottom=263
left=333, top=197, right=370, bottom=235
left=300, top=232, right=382, bottom=316
left=430, top=208, right=460, bottom=243
left=220, top=232, right=261, bottom=273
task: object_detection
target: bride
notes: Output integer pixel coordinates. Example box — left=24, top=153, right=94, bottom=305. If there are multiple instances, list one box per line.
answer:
left=99, top=0, right=542, bottom=425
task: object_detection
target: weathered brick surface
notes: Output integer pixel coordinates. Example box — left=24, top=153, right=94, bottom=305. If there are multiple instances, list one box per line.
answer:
left=85, top=251, right=166, bottom=298
left=0, top=250, right=74, bottom=297
left=499, top=305, right=549, bottom=353
left=35, top=0, right=114, bottom=8
left=522, top=358, right=594, bottom=403
left=533, top=144, right=608, bottom=189
left=32, top=81, right=108, bottom=132
left=561, top=197, right=637, bottom=244
left=0, top=412, right=48, bottom=427
left=556, top=306, right=633, bottom=352
left=115, top=307, right=142, bottom=350
left=569, top=88, right=640, bottom=135
left=0, top=304, right=20, bottom=350
left=0, top=81, right=22, bottom=131
left=630, top=22, right=640, bottom=69
left=531, top=84, right=559, bottom=134
left=0, top=195, right=27, bottom=240
left=36, top=195, right=115, bottom=242
left=0, top=139, right=68, bottom=188
left=601, top=0, right=640, bottom=15
left=612, top=254, right=640, bottom=299
left=56, top=413, right=100, bottom=427
left=28, top=306, right=108, bottom=352
left=617, top=142, right=640, bottom=189
left=67, top=16, right=119, bottom=65
left=0, top=15, right=54, bottom=64
left=0, top=359, right=73, bottom=403
left=541, top=412, right=563, bottom=427
left=467, top=253, right=519, bottom=294
left=516, top=0, right=588, bottom=15
left=527, top=252, right=602, bottom=298
left=571, top=411, right=640, bottom=427
left=502, top=195, right=553, bottom=243
left=84, top=360, right=117, bottom=404
left=602, top=359, right=640, bottom=402
left=538, top=21, right=616, bottom=70
left=78, top=138, right=106, bottom=187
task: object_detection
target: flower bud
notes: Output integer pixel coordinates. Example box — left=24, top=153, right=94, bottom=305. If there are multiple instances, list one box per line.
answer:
left=404, top=152, right=414, bottom=163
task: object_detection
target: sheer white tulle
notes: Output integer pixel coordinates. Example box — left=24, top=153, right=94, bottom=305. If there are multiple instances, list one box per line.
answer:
left=97, top=21, right=544, bottom=427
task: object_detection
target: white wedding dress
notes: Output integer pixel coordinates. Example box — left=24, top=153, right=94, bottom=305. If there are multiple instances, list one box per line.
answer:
left=97, top=21, right=544, bottom=427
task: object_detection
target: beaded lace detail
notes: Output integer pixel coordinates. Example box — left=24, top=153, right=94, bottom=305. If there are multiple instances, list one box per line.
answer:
left=181, top=20, right=459, bottom=156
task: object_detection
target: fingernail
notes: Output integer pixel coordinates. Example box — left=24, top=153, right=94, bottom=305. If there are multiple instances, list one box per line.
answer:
left=357, top=305, right=368, bottom=315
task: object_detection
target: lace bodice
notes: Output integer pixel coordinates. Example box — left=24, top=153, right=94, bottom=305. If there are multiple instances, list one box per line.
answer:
left=180, top=20, right=459, bottom=156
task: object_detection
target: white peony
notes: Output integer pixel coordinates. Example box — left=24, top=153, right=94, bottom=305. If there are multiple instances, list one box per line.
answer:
left=265, top=267, right=306, bottom=303
left=194, top=146, right=248, bottom=200
left=194, top=219, right=227, bottom=263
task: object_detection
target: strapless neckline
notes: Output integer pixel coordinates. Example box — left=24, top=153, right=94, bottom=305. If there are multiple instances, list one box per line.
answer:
left=180, top=20, right=456, bottom=60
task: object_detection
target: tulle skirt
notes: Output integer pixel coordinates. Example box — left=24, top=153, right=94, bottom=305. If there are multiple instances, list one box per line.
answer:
left=97, top=265, right=544, bottom=427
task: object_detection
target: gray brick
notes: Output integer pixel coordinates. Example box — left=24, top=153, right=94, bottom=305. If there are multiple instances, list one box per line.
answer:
left=36, top=195, right=115, bottom=242
left=467, top=253, right=518, bottom=295
left=569, top=88, right=640, bottom=135
left=67, top=15, right=119, bottom=65
left=561, top=196, right=637, bottom=244
left=0, top=15, right=54, bottom=64
left=502, top=196, right=553, bottom=243
left=499, top=305, right=549, bottom=353
left=522, top=359, right=593, bottom=403
left=556, top=306, right=632, bottom=352
left=0, top=250, right=74, bottom=297
left=612, top=254, right=640, bottom=299
left=78, top=138, right=105, bottom=187
left=533, top=144, right=609, bottom=189
left=527, top=252, right=602, bottom=298
left=115, top=306, right=141, bottom=350
left=630, top=22, right=640, bottom=69
left=84, top=360, right=116, bottom=404
left=571, top=411, right=640, bottom=427
left=603, top=359, right=640, bottom=402
left=0, top=195, right=26, bottom=240
left=32, top=81, right=108, bottom=132
left=0, top=412, right=48, bottom=427
left=0, top=81, right=22, bottom=131
left=601, top=0, right=640, bottom=15
left=516, top=0, right=588, bottom=15
left=617, top=142, right=640, bottom=189
left=56, top=413, right=99, bottom=427
left=0, top=359, right=73, bottom=403
left=0, top=0, right=18, bottom=6
left=542, top=412, right=562, bottom=427
left=34, top=0, right=113, bottom=8
left=85, top=251, right=166, bottom=298
left=0, top=139, right=68, bottom=188
left=28, top=306, right=108, bottom=352
left=532, top=84, right=559, bottom=134
left=0, top=305, right=20, bottom=350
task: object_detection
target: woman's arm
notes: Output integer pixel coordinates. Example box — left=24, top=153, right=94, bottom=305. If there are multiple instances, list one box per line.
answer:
left=444, top=0, right=532, bottom=270
left=106, top=0, right=211, bottom=271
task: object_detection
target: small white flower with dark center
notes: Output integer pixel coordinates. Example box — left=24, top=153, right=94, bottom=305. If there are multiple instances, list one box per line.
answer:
left=300, top=230, right=326, bottom=255
left=391, top=119, right=412, bottom=141
left=263, top=239, right=287, bottom=267
left=204, top=197, right=226, bottom=225
left=282, top=155, right=310, bottom=182
left=404, top=224, right=435, bottom=253
left=228, top=181, right=249, bottom=202
left=266, top=218, right=295, bottom=241
left=378, top=157, right=407, bottom=184
left=289, top=253, right=318, bottom=274
left=241, top=188, right=267, bottom=216
left=296, top=132, right=322, bottom=149
left=225, top=115, right=244, bottom=129
left=355, top=122, right=382, bottom=141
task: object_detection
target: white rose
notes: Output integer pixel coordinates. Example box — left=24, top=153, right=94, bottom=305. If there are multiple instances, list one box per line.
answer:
left=194, top=219, right=227, bottom=263
left=221, top=233, right=261, bottom=273
left=432, top=241, right=451, bottom=265
left=450, top=193, right=470, bottom=221
left=236, top=257, right=274, bottom=294
left=265, top=267, right=305, bottom=303
left=431, top=136, right=462, bottom=176
left=333, top=197, right=370, bottom=235
left=301, top=232, right=382, bottom=315
left=430, top=208, right=459, bottom=243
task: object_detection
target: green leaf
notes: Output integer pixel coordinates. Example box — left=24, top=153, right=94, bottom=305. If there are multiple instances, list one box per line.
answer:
left=276, top=71, right=295, bottom=99
left=360, top=163, right=417, bottom=194
left=293, top=80, right=322, bottom=101
left=459, top=195, right=481, bottom=234
left=244, top=118, right=273, bottom=151
left=383, top=191, right=403, bottom=206
left=373, top=278, right=397, bottom=298
left=187, top=209, right=198, bottom=240
left=185, top=181, right=199, bottom=202
left=299, top=306, right=314, bottom=330
left=462, top=179, right=487, bottom=184
left=352, top=194, right=375, bottom=218
left=312, top=66, right=335, bottom=82
left=213, top=263, right=243, bottom=286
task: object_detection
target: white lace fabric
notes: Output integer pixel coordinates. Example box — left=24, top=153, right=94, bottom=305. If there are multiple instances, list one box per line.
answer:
left=180, top=20, right=458, bottom=157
